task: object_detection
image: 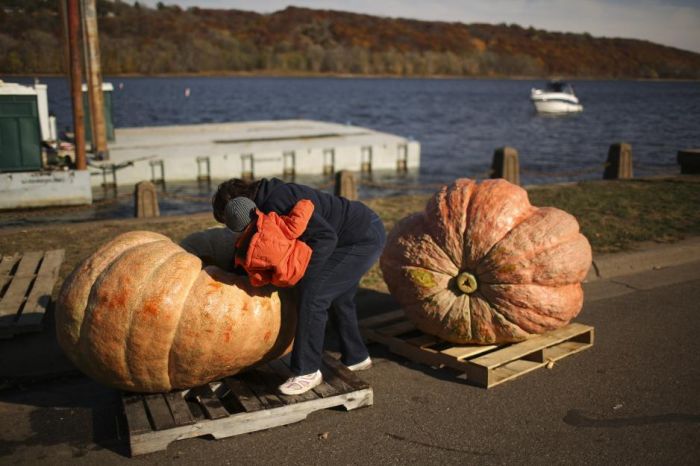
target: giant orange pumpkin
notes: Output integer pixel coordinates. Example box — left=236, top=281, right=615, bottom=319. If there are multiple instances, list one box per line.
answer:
left=380, top=178, right=592, bottom=344
left=56, top=231, right=296, bottom=392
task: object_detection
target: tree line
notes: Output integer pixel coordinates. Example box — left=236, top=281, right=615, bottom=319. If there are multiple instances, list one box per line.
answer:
left=1, top=0, right=699, bottom=79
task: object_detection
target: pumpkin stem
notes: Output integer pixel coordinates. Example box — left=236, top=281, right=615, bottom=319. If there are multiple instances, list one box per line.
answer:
left=456, top=271, right=478, bottom=294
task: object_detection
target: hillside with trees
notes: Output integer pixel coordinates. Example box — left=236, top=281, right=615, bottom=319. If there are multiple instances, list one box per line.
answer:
left=1, top=0, right=699, bottom=78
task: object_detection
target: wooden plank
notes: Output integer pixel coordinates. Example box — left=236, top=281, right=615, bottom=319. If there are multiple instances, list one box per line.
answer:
left=122, top=394, right=153, bottom=435
left=265, top=360, right=319, bottom=404
left=164, top=392, right=196, bottom=426
left=484, top=359, right=543, bottom=388
left=0, top=275, right=13, bottom=298
left=0, top=276, right=32, bottom=323
left=317, top=365, right=350, bottom=396
left=0, top=252, right=46, bottom=321
left=322, top=354, right=370, bottom=391
left=190, top=384, right=229, bottom=420
left=273, top=354, right=340, bottom=399
left=365, top=328, right=471, bottom=372
left=469, top=323, right=592, bottom=369
left=405, top=334, right=438, bottom=348
left=0, top=254, right=19, bottom=278
left=13, top=251, right=43, bottom=277
left=256, top=365, right=305, bottom=405
left=35, top=250, right=65, bottom=277
left=358, top=309, right=405, bottom=329
left=144, top=394, right=177, bottom=431
left=224, top=376, right=265, bottom=412
left=14, top=273, right=53, bottom=331
left=441, top=344, right=499, bottom=360
left=0, top=250, right=64, bottom=336
left=239, top=371, right=285, bottom=409
left=376, top=320, right=416, bottom=337
left=542, top=338, right=593, bottom=362
left=312, top=379, right=341, bottom=398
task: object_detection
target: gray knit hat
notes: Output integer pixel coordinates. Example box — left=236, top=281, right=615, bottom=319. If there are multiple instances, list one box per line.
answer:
left=224, top=197, right=257, bottom=232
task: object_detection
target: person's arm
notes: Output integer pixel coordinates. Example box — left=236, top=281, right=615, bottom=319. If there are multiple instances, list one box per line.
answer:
left=278, top=199, right=314, bottom=239
left=258, top=185, right=336, bottom=283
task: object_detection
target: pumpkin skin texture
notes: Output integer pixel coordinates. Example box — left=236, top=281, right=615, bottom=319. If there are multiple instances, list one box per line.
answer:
left=55, top=231, right=296, bottom=392
left=380, top=178, right=592, bottom=345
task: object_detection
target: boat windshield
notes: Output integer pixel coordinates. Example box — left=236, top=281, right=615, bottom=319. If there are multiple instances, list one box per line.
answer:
left=546, top=81, right=574, bottom=94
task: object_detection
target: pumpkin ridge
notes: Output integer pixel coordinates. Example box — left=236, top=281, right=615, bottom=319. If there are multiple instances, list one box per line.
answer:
left=422, top=211, right=462, bottom=271
left=199, top=271, right=242, bottom=387
left=389, top=257, right=454, bottom=281
left=400, top=265, right=453, bottom=305
left=166, top=253, right=204, bottom=389
left=424, top=179, right=475, bottom=269
left=472, top=289, right=525, bottom=333
left=84, top=240, right=174, bottom=387
left=479, top=233, right=590, bottom=287
left=487, top=283, right=583, bottom=319
left=63, top=233, right=167, bottom=359
left=477, top=229, right=582, bottom=278
left=461, top=180, right=535, bottom=269
left=76, top=239, right=172, bottom=385
left=482, top=295, right=533, bottom=340
left=470, top=205, right=537, bottom=270
left=480, top=283, right=580, bottom=333
left=123, top=243, right=183, bottom=388
left=447, top=294, right=472, bottom=341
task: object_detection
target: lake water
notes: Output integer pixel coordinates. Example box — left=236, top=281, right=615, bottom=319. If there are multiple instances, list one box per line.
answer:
left=5, top=76, right=700, bottom=222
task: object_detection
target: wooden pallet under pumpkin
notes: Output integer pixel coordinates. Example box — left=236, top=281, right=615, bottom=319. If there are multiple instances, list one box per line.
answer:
left=0, top=250, right=65, bottom=339
left=359, top=310, right=593, bottom=388
left=122, top=353, right=373, bottom=456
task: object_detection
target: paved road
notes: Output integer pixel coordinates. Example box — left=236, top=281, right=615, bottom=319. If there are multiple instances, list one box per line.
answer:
left=1, top=262, right=699, bottom=465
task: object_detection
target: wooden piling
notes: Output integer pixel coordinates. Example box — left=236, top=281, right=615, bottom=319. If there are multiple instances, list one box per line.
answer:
left=81, top=0, right=108, bottom=159
left=334, top=170, right=358, bottom=200
left=135, top=181, right=160, bottom=218
left=65, top=0, right=86, bottom=170
left=491, top=147, right=520, bottom=185
left=604, top=143, right=633, bottom=179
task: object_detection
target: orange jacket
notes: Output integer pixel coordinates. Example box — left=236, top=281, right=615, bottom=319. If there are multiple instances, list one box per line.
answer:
left=234, top=199, right=314, bottom=287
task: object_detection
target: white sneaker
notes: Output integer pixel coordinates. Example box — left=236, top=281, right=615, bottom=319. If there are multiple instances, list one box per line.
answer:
left=278, top=370, right=322, bottom=395
left=346, top=356, right=372, bottom=371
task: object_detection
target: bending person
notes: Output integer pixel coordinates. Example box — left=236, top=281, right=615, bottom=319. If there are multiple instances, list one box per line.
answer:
left=212, top=177, right=386, bottom=395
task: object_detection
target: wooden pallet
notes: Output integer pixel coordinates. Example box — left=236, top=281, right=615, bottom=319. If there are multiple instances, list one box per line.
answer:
left=360, top=310, right=594, bottom=389
left=0, top=250, right=65, bottom=339
left=122, top=353, right=373, bottom=456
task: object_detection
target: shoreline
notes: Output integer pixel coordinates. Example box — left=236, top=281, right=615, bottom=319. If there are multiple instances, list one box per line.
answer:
left=3, top=72, right=699, bottom=83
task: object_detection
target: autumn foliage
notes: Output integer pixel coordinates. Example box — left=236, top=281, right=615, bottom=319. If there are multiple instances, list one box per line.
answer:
left=1, top=1, right=699, bottom=78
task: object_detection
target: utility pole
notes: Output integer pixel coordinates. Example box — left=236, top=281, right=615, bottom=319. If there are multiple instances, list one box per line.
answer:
left=65, top=0, right=87, bottom=170
left=81, top=0, right=108, bottom=159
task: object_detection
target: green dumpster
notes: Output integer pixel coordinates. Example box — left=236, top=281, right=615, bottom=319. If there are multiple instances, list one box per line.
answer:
left=0, top=94, right=42, bottom=172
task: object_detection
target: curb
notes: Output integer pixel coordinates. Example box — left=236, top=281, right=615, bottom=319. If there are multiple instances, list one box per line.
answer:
left=585, top=236, right=700, bottom=281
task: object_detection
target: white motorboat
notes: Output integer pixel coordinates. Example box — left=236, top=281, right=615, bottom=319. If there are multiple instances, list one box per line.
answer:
left=530, top=81, right=583, bottom=114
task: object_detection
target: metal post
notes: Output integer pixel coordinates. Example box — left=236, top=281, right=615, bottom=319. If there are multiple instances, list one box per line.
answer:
left=65, top=0, right=86, bottom=170
left=81, top=0, right=108, bottom=159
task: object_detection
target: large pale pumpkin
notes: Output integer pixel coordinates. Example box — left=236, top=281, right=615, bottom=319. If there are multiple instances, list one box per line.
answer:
left=380, top=178, right=592, bottom=344
left=56, top=230, right=296, bottom=393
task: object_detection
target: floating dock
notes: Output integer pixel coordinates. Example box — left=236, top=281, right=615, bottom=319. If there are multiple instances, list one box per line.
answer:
left=92, top=119, right=420, bottom=187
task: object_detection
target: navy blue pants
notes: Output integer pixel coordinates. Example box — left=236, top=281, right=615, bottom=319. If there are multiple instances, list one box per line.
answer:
left=290, top=213, right=386, bottom=375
